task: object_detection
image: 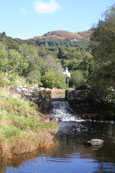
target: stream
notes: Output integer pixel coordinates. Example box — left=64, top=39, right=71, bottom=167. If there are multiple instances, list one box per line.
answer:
left=1, top=99, right=115, bottom=173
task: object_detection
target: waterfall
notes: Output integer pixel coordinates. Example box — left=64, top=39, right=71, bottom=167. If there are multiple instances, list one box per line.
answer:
left=51, top=99, right=84, bottom=122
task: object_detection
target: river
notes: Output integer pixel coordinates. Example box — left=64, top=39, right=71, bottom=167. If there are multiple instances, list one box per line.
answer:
left=1, top=99, right=115, bottom=173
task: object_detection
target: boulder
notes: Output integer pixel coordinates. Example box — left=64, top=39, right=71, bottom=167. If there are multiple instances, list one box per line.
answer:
left=87, top=139, right=104, bottom=146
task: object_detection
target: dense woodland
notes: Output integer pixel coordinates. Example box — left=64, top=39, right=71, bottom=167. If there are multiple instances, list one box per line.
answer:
left=0, top=30, right=95, bottom=89
left=0, top=4, right=115, bottom=117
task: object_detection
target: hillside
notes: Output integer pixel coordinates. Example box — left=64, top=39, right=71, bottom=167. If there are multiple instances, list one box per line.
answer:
left=32, top=29, right=93, bottom=41
left=26, top=29, right=94, bottom=49
left=76, top=30, right=93, bottom=40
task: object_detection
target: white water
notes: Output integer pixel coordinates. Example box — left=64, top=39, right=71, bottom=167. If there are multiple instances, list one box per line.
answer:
left=51, top=100, right=84, bottom=122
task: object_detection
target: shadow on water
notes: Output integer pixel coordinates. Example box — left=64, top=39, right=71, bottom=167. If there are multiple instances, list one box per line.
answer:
left=1, top=99, right=115, bottom=173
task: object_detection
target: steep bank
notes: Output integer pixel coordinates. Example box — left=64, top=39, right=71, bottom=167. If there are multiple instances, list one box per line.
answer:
left=0, top=88, right=58, bottom=161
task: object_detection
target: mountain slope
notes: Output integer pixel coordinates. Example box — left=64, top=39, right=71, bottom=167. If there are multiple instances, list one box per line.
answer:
left=31, top=29, right=93, bottom=41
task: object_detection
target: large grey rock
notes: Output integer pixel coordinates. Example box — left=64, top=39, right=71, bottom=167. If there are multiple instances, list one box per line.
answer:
left=88, top=139, right=104, bottom=146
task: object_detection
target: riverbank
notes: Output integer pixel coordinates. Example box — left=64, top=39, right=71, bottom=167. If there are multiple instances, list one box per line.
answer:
left=0, top=88, right=58, bottom=161
left=66, top=88, right=115, bottom=120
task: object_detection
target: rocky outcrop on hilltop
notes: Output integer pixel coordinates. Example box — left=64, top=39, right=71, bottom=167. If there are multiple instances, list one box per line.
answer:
left=32, top=29, right=93, bottom=41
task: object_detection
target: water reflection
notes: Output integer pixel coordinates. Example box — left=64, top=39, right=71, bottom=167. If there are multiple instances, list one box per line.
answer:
left=1, top=121, right=115, bottom=173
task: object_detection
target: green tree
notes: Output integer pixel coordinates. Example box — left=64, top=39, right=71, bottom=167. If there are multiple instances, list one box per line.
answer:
left=8, top=49, right=22, bottom=73
left=91, top=4, right=115, bottom=63
left=26, top=69, right=41, bottom=85
left=70, top=70, right=85, bottom=88
left=41, top=70, right=66, bottom=89
left=43, top=54, right=62, bottom=72
left=41, top=71, right=57, bottom=88
left=78, top=56, right=94, bottom=78
left=89, top=4, right=115, bottom=116
left=54, top=72, right=66, bottom=89
left=0, top=43, right=8, bottom=72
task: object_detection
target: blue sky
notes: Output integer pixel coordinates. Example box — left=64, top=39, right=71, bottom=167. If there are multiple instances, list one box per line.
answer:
left=0, top=0, right=114, bottom=39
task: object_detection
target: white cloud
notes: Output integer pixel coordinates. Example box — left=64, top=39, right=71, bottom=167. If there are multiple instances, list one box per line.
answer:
left=34, top=0, right=61, bottom=14
left=20, top=7, right=27, bottom=14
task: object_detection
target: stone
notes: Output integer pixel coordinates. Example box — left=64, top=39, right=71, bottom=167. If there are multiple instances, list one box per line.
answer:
left=8, top=86, right=52, bottom=111
left=87, top=139, right=104, bottom=146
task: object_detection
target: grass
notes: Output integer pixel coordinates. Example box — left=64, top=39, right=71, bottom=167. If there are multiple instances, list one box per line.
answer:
left=0, top=88, right=58, bottom=160
left=0, top=90, right=37, bottom=118
left=0, top=72, right=27, bottom=87
left=0, top=72, right=39, bottom=87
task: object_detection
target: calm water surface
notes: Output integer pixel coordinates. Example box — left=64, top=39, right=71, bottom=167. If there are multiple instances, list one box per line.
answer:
left=1, top=100, right=115, bottom=173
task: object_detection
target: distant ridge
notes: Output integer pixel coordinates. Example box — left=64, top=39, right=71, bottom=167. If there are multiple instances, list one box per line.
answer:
left=30, top=29, right=93, bottom=41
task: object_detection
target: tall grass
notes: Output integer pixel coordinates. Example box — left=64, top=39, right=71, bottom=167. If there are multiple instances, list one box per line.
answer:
left=0, top=88, right=58, bottom=160
left=0, top=72, right=27, bottom=87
